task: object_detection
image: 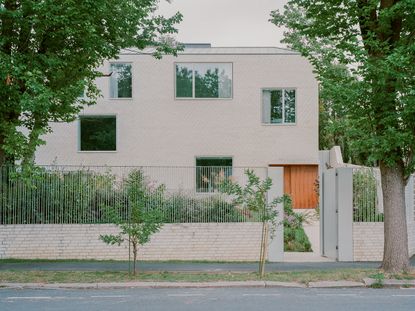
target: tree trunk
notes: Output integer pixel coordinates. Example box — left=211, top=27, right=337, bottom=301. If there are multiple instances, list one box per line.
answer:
left=258, top=222, right=268, bottom=278
left=132, top=242, right=138, bottom=275
left=380, top=161, right=410, bottom=273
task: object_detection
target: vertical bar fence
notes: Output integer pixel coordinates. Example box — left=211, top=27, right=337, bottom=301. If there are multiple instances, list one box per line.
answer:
left=352, top=167, right=384, bottom=222
left=0, top=165, right=267, bottom=225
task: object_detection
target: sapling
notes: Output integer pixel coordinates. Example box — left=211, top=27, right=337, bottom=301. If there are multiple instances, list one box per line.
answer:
left=100, top=170, right=164, bottom=275
left=220, top=169, right=281, bottom=278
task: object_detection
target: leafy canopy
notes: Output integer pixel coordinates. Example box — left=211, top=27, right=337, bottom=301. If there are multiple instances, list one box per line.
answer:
left=272, top=0, right=415, bottom=177
left=0, top=0, right=182, bottom=164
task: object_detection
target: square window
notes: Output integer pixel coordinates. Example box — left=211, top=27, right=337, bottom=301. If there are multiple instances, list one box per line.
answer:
left=262, top=89, right=296, bottom=124
left=110, top=63, right=132, bottom=98
left=176, top=63, right=232, bottom=99
left=79, top=116, right=116, bottom=151
left=196, top=157, right=232, bottom=192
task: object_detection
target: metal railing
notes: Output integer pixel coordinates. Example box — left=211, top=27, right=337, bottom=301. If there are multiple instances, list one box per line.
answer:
left=0, top=165, right=267, bottom=224
left=352, top=168, right=384, bottom=222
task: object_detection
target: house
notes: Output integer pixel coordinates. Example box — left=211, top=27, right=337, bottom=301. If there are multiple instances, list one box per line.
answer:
left=35, top=44, right=319, bottom=208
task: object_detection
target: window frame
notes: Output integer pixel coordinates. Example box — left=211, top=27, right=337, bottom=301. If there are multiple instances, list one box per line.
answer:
left=77, top=114, right=118, bottom=153
left=195, top=156, right=233, bottom=193
left=261, top=87, right=297, bottom=126
left=109, top=62, right=133, bottom=100
left=174, top=62, right=234, bottom=100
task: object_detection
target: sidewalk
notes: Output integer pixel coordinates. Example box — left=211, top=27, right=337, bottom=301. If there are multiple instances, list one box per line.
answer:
left=1, top=279, right=414, bottom=290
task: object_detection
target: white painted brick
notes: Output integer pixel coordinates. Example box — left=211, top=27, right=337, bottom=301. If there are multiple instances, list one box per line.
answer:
left=0, top=223, right=263, bottom=261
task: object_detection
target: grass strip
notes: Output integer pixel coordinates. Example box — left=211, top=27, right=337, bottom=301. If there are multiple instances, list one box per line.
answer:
left=0, top=269, right=400, bottom=284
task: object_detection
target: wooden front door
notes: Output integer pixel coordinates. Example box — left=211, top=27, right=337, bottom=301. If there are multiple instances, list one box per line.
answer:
left=272, top=165, right=318, bottom=209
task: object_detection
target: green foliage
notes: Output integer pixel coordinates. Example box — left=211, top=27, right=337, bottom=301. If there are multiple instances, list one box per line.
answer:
left=283, top=195, right=312, bottom=252
left=353, top=170, right=384, bottom=222
left=369, top=272, right=385, bottom=288
left=0, top=0, right=182, bottom=165
left=318, top=67, right=372, bottom=165
left=272, top=0, right=415, bottom=177
left=0, top=166, right=118, bottom=224
left=219, top=169, right=281, bottom=277
left=220, top=169, right=280, bottom=229
left=100, top=169, right=164, bottom=274
left=0, top=166, right=248, bottom=224
left=163, top=194, right=249, bottom=223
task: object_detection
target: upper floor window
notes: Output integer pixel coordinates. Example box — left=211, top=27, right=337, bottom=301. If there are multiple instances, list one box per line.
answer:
left=79, top=116, right=116, bottom=151
left=110, top=63, right=132, bottom=98
left=176, top=63, right=232, bottom=99
left=262, top=89, right=296, bottom=124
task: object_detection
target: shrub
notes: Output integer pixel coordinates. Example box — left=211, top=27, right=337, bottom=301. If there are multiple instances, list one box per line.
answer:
left=0, top=166, right=250, bottom=224
left=353, top=170, right=384, bottom=222
left=283, top=195, right=312, bottom=252
left=163, top=193, right=247, bottom=223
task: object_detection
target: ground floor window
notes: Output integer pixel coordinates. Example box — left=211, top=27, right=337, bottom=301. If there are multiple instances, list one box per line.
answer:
left=196, top=157, right=232, bottom=192
left=79, top=116, right=116, bottom=151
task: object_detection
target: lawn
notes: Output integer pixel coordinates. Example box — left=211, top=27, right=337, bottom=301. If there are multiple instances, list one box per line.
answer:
left=0, top=269, right=397, bottom=284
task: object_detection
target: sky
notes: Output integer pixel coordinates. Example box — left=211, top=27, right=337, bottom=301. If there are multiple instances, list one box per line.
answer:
left=157, top=0, right=288, bottom=47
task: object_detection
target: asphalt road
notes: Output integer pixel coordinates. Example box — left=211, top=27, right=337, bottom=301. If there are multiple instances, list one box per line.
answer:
left=1, top=287, right=415, bottom=311
left=1, top=257, right=414, bottom=272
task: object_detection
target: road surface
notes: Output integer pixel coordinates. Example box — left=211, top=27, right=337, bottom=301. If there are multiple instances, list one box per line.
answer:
left=1, top=287, right=414, bottom=311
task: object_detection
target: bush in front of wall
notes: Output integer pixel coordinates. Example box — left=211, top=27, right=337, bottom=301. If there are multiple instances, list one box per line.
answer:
left=353, top=169, right=384, bottom=222
left=283, top=195, right=313, bottom=252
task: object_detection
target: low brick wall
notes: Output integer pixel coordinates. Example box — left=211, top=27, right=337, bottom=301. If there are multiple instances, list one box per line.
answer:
left=353, top=222, right=415, bottom=261
left=0, top=223, right=263, bottom=261
left=409, top=221, right=415, bottom=257
left=353, top=223, right=384, bottom=261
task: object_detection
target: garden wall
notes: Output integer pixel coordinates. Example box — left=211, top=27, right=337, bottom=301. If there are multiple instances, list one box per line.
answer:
left=353, top=221, right=415, bottom=261
left=409, top=223, right=415, bottom=257
left=0, top=223, right=263, bottom=261
left=352, top=223, right=384, bottom=261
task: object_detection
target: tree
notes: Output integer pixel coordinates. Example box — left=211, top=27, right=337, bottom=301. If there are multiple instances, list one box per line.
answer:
left=272, top=0, right=415, bottom=272
left=318, top=64, right=353, bottom=163
left=0, top=0, right=182, bottom=166
left=220, top=169, right=280, bottom=278
left=318, top=64, right=375, bottom=165
left=100, top=169, right=164, bottom=275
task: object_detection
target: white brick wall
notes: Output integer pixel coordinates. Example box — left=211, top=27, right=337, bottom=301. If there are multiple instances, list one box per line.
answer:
left=408, top=221, right=415, bottom=257
left=0, top=223, right=263, bottom=261
left=353, top=222, right=415, bottom=261
left=35, top=52, right=318, bottom=168
left=353, top=223, right=384, bottom=261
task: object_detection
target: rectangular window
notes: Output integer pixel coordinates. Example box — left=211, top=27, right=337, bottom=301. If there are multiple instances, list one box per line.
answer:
left=196, top=157, right=232, bottom=192
left=262, top=89, right=296, bottom=124
left=80, top=116, right=116, bottom=151
left=176, top=63, right=232, bottom=99
left=110, top=63, right=132, bottom=98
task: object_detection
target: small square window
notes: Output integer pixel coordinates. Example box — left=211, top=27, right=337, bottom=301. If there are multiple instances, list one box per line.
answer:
left=110, top=63, right=132, bottom=98
left=262, top=89, right=296, bottom=124
left=196, top=157, right=232, bottom=192
left=79, top=116, right=116, bottom=151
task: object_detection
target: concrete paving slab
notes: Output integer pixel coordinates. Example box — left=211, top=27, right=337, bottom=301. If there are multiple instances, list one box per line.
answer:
left=265, top=281, right=306, bottom=288
left=308, top=281, right=365, bottom=288
left=283, top=252, right=334, bottom=263
left=363, top=278, right=415, bottom=288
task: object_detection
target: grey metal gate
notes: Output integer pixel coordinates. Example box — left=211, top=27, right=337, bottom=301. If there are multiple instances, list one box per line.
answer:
left=321, top=168, right=338, bottom=260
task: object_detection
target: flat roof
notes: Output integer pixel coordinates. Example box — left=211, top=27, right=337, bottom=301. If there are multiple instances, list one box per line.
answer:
left=120, top=46, right=300, bottom=56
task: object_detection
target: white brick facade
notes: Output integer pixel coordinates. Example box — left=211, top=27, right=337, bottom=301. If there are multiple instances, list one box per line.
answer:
left=34, top=47, right=319, bottom=167
left=0, top=223, right=263, bottom=261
